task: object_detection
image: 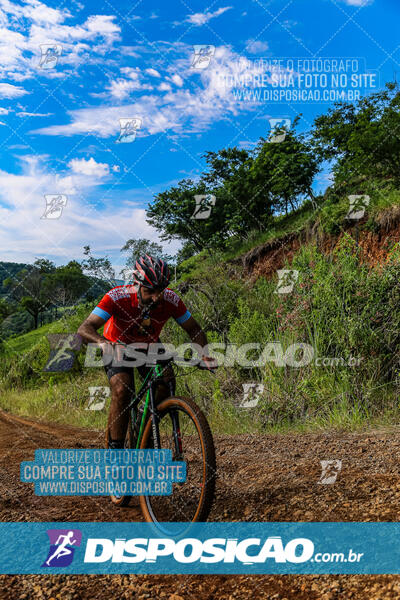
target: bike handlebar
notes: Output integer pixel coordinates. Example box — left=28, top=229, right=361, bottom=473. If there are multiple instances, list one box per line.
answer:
left=114, top=339, right=217, bottom=373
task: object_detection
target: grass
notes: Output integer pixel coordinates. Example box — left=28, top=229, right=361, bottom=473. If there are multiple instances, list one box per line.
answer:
left=0, top=369, right=108, bottom=430
left=222, top=203, right=315, bottom=261
left=2, top=371, right=399, bottom=436
left=3, top=322, right=56, bottom=355
left=179, top=180, right=400, bottom=282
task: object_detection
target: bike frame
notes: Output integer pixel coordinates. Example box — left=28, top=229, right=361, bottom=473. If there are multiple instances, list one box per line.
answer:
left=125, top=358, right=176, bottom=451
left=115, top=338, right=209, bottom=457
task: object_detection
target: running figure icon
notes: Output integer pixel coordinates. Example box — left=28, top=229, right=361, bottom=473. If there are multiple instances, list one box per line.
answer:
left=46, top=531, right=77, bottom=565
left=42, top=528, right=82, bottom=568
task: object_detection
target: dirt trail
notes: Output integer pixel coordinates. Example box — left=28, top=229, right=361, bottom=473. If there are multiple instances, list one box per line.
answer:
left=1, top=409, right=400, bottom=598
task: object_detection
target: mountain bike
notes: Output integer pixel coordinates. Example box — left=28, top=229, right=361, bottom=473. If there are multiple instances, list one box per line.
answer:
left=104, top=341, right=217, bottom=532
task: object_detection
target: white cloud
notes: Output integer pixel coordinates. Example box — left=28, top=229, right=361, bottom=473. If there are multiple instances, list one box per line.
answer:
left=120, top=46, right=140, bottom=58
left=186, top=6, right=232, bottom=26
left=120, top=67, right=140, bottom=79
left=16, top=111, right=52, bottom=117
left=0, top=0, right=69, bottom=25
left=0, top=107, right=9, bottom=114
left=0, top=155, right=168, bottom=264
left=68, top=157, right=109, bottom=177
left=100, top=68, right=153, bottom=100
left=0, top=83, right=29, bottom=98
left=246, top=40, right=269, bottom=54
left=31, top=45, right=274, bottom=139
left=24, top=0, right=68, bottom=24
left=0, top=3, right=121, bottom=83
left=145, top=68, right=161, bottom=77
left=85, top=15, right=120, bottom=37
left=342, top=0, right=372, bottom=4
left=107, top=78, right=142, bottom=100
left=158, top=82, right=172, bottom=92
left=170, top=74, right=183, bottom=86
left=0, top=27, right=26, bottom=69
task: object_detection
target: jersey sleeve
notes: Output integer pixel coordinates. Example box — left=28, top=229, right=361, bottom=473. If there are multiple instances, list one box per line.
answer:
left=163, top=288, right=191, bottom=324
left=172, top=295, right=192, bottom=324
left=91, top=292, right=115, bottom=322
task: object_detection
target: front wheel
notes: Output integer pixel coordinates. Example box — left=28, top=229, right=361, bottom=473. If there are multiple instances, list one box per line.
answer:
left=139, top=396, right=216, bottom=532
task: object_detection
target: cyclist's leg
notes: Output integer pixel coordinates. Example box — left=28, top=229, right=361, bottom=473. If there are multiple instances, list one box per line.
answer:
left=104, top=363, right=135, bottom=449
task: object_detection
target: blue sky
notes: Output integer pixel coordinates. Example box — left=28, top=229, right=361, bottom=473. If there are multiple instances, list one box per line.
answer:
left=0, top=0, right=399, bottom=273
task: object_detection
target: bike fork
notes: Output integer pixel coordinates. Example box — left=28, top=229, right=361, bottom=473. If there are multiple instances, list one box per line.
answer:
left=149, top=384, right=161, bottom=449
left=170, top=410, right=183, bottom=459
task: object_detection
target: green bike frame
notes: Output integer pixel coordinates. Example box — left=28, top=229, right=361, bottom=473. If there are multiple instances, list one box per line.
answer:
left=132, top=363, right=171, bottom=449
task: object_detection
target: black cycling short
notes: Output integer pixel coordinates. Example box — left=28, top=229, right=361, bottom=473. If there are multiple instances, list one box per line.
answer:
left=102, top=341, right=174, bottom=394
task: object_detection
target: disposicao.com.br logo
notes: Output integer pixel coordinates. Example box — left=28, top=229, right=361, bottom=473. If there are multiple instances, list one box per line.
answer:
left=82, top=536, right=364, bottom=567
left=84, top=536, right=315, bottom=564
left=36, top=529, right=364, bottom=572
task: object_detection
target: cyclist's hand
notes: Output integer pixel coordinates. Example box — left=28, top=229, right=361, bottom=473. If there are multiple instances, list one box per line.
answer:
left=97, top=339, right=115, bottom=356
left=200, top=355, right=218, bottom=371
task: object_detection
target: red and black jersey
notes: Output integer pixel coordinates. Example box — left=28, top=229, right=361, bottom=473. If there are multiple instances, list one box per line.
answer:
left=92, top=285, right=191, bottom=343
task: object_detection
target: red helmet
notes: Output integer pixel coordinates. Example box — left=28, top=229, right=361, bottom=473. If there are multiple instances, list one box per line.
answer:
left=133, top=255, right=170, bottom=290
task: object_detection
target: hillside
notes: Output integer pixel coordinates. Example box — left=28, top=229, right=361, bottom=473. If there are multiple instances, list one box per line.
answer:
left=1, top=180, right=400, bottom=436
left=4, top=83, right=400, bottom=432
left=240, top=201, right=400, bottom=280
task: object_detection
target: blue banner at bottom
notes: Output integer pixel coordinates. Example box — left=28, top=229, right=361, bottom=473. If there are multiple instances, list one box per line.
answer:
left=1, top=522, right=399, bottom=574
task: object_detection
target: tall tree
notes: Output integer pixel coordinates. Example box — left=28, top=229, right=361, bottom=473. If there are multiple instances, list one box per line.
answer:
left=202, top=147, right=250, bottom=187
left=4, top=259, right=54, bottom=328
left=311, top=82, right=400, bottom=187
left=81, top=245, right=116, bottom=287
left=249, top=125, right=319, bottom=215
left=147, top=178, right=228, bottom=251
left=46, top=261, right=90, bottom=306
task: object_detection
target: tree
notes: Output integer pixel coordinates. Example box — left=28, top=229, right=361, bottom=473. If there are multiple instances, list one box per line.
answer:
left=147, top=128, right=320, bottom=250
left=311, top=82, right=400, bottom=187
left=176, top=241, right=197, bottom=264
left=201, top=146, right=274, bottom=237
left=146, top=148, right=260, bottom=251
left=46, top=261, right=90, bottom=306
left=202, top=147, right=250, bottom=187
left=249, top=125, right=319, bottom=215
left=33, top=258, right=56, bottom=274
left=120, top=238, right=173, bottom=280
left=4, top=261, right=53, bottom=329
left=81, top=246, right=116, bottom=287
left=0, top=298, right=13, bottom=321
left=147, top=178, right=229, bottom=251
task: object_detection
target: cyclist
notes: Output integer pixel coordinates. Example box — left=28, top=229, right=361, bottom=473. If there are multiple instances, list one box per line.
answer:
left=77, top=255, right=217, bottom=449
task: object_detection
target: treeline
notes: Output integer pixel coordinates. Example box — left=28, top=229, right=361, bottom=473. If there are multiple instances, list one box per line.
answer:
left=147, top=82, right=400, bottom=259
left=1, top=259, right=104, bottom=334
left=0, top=244, right=118, bottom=338
left=0, top=239, right=173, bottom=339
